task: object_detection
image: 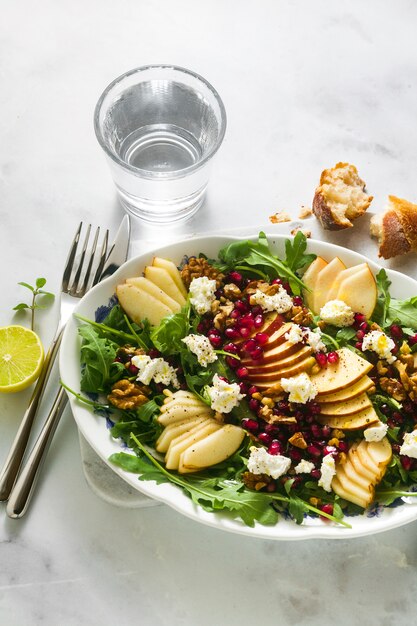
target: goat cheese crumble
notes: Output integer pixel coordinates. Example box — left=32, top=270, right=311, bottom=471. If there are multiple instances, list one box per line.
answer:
left=207, top=373, right=245, bottom=413
left=362, top=330, right=397, bottom=364
left=250, top=286, right=293, bottom=314
left=182, top=334, right=218, bottom=367
left=285, top=324, right=326, bottom=353
left=364, top=422, right=389, bottom=443
left=318, top=454, right=336, bottom=492
left=189, top=276, right=217, bottom=315
left=400, top=430, right=417, bottom=459
left=131, top=354, right=179, bottom=388
left=294, top=460, right=315, bottom=474
left=319, top=300, right=355, bottom=327
left=247, top=446, right=291, bottom=479
left=281, top=372, right=318, bottom=404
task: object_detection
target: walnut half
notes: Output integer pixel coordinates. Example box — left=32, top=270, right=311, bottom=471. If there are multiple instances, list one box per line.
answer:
left=108, top=379, right=151, bottom=410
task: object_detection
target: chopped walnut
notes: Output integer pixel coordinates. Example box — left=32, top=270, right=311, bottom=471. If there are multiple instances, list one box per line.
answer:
left=242, top=471, right=274, bottom=491
left=287, top=305, right=313, bottom=325
left=108, top=379, right=151, bottom=410
left=288, top=431, right=307, bottom=449
left=379, top=376, right=407, bottom=401
left=394, top=361, right=417, bottom=402
left=223, top=283, right=242, bottom=300
left=213, top=303, right=234, bottom=332
left=180, top=257, right=224, bottom=289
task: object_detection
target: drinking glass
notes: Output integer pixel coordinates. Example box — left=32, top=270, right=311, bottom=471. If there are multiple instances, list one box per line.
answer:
left=94, top=65, right=227, bottom=223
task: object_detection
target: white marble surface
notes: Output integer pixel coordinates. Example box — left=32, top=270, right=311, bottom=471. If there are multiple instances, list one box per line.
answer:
left=1, top=1, right=417, bottom=624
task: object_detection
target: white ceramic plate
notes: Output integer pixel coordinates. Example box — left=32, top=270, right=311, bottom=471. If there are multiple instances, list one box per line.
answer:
left=60, top=234, right=417, bottom=540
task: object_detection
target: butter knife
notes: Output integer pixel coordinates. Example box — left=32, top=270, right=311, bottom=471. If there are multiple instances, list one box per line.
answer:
left=6, top=215, right=130, bottom=518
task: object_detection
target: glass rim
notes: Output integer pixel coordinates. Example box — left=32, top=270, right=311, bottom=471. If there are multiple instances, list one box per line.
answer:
left=93, top=64, right=227, bottom=179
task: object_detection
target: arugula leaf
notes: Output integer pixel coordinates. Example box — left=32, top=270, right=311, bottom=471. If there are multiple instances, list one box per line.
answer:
left=151, top=305, right=190, bottom=355
left=216, top=232, right=310, bottom=295
left=78, top=325, right=124, bottom=392
left=372, top=269, right=417, bottom=328
left=284, top=231, right=316, bottom=273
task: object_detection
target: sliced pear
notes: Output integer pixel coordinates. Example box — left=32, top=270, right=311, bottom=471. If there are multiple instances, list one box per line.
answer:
left=116, top=283, right=173, bottom=326
left=302, top=256, right=328, bottom=310
left=179, top=424, right=245, bottom=473
left=144, top=265, right=186, bottom=305
left=331, top=476, right=373, bottom=509
left=162, top=390, right=200, bottom=404
left=319, top=393, right=372, bottom=416
left=264, top=323, right=296, bottom=351
left=245, top=345, right=313, bottom=374
left=158, top=404, right=214, bottom=426
left=354, top=441, right=380, bottom=476
left=152, top=256, right=187, bottom=298
left=156, top=417, right=211, bottom=452
left=325, top=264, right=365, bottom=301
left=317, top=405, right=379, bottom=430
left=341, top=454, right=374, bottom=491
left=318, top=376, right=374, bottom=403
left=247, top=355, right=316, bottom=386
left=242, top=338, right=301, bottom=366
left=349, top=442, right=377, bottom=483
left=311, top=348, right=373, bottom=395
left=336, top=265, right=377, bottom=318
left=366, top=437, right=392, bottom=468
left=313, top=257, right=347, bottom=313
left=126, top=276, right=181, bottom=312
left=165, top=421, right=222, bottom=470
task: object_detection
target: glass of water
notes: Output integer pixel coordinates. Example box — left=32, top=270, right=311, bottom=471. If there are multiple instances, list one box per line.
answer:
left=94, top=65, right=227, bottom=223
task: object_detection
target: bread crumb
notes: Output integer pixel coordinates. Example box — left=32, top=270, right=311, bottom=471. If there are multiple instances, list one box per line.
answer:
left=269, top=210, right=292, bottom=224
left=291, top=226, right=311, bottom=238
left=299, top=206, right=312, bottom=219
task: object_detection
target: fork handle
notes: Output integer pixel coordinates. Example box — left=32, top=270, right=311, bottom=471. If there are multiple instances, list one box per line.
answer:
left=0, top=326, right=64, bottom=501
left=6, top=386, right=68, bottom=518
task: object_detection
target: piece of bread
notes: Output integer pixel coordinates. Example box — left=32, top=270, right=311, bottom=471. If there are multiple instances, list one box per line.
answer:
left=370, top=195, right=417, bottom=259
left=312, top=162, right=373, bottom=230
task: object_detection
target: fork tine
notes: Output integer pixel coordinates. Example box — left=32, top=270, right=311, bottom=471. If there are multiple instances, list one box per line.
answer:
left=71, top=224, right=91, bottom=294
left=61, top=222, right=82, bottom=291
left=92, top=229, right=109, bottom=286
left=79, top=226, right=100, bottom=295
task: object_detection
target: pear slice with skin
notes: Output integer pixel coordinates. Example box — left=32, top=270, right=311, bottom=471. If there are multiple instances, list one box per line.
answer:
left=325, top=264, right=365, bottom=301
left=156, top=417, right=212, bottom=453
left=158, top=404, right=214, bottom=426
left=313, top=257, right=347, bottom=313
left=366, top=437, right=392, bottom=468
left=349, top=442, right=377, bottom=483
left=126, top=276, right=181, bottom=312
left=144, top=265, right=186, bottom=305
left=179, top=424, right=245, bottom=473
left=318, top=375, right=374, bottom=403
left=247, top=355, right=316, bottom=386
left=335, top=265, right=377, bottom=318
left=245, top=345, right=313, bottom=374
left=302, top=256, right=328, bottom=311
left=311, top=348, right=373, bottom=395
left=318, top=392, right=372, bottom=416
left=152, top=256, right=187, bottom=298
left=332, top=475, right=373, bottom=509
left=116, top=283, right=173, bottom=326
left=165, top=421, right=222, bottom=470
left=317, top=405, right=379, bottom=430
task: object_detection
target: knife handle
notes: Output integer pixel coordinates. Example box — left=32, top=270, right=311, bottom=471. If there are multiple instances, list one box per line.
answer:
left=6, top=386, right=68, bottom=518
left=0, top=326, right=64, bottom=501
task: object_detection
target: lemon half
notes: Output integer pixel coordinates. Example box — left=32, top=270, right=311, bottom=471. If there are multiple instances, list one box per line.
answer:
left=0, top=325, right=44, bottom=393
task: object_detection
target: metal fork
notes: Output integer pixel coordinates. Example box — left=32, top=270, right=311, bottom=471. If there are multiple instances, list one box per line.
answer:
left=0, top=223, right=108, bottom=502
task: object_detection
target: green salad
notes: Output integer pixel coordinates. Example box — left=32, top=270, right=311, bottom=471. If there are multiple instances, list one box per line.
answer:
left=68, top=232, right=417, bottom=528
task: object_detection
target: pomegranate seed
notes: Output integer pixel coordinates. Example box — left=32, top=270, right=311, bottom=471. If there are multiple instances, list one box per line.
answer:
left=307, top=444, right=322, bottom=458
left=355, top=341, right=363, bottom=351
left=239, top=313, right=255, bottom=327
left=243, top=338, right=258, bottom=353
left=401, top=456, right=413, bottom=471
left=241, top=418, right=259, bottom=433
left=390, top=324, right=403, bottom=340
left=379, top=403, right=390, bottom=415
left=255, top=332, right=269, bottom=346
left=409, top=334, right=417, bottom=346
left=315, top=352, right=328, bottom=368
left=235, top=300, right=249, bottom=313
left=250, top=347, right=264, bottom=360
left=354, top=313, right=366, bottom=326
left=293, top=296, right=303, bottom=306
left=248, top=385, right=259, bottom=395
left=392, top=411, right=404, bottom=424
left=276, top=400, right=290, bottom=413
left=392, top=443, right=401, bottom=454
left=359, top=321, right=369, bottom=333
left=281, top=282, right=291, bottom=293
left=271, top=278, right=282, bottom=286
left=226, top=356, right=239, bottom=369
left=311, top=469, right=321, bottom=480
left=128, top=364, right=139, bottom=375
left=308, top=401, right=322, bottom=415
left=266, top=482, right=276, bottom=492
left=239, top=381, right=249, bottom=395
left=249, top=398, right=261, bottom=412
left=268, top=440, right=282, bottom=455
left=225, top=327, right=240, bottom=340
left=323, top=445, right=337, bottom=456
left=236, top=366, right=249, bottom=379
left=320, top=503, right=334, bottom=520
left=239, top=327, right=251, bottom=338
left=254, top=314, right=264, bottom=328
left=391, top=343, right=399, bottom=355
left=258, top=432, right=272, bottom=446
left=229, top=271, right=243, bottom=284
left=321, top=425, right=332, bottom=438
left=208, top=334, right=223, bottom=348
left=148, top=348, right=161, bottom=358
left=230, top=309, right=241, bottom=319
left=264, top=423, right=280, bottom=435
left=310, top=424, right=322, bottom=439
left=356, top=330, right=365, bottom=340
left=327, top=351, right=339, bottom=364
left=403, top=401, right=414, bottom=414
left=288, top=448, right=302, bottom=462
left=223, top=342, right=239, bottom=355
left=337, top=440, right=349, bottom=453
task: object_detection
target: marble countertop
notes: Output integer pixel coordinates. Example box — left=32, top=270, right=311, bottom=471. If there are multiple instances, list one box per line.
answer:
left=2, top=1, right=417, bottom=624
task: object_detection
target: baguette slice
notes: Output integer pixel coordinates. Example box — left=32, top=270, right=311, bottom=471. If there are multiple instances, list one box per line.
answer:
left=370, top=195, right=417, bottom=259
left=313, top=162, right=373, bottom=230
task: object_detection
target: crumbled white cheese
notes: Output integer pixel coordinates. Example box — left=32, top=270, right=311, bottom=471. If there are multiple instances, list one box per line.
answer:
left=189, top=276, right=217, bottom=315
left=281, top=372, right=318, bottom=404
left=400, top=430, right=417, bottom=459
left=285, top=324, right=304, bottom=345
left=250, top=286, right=293, bottom=314
left=318, top=454, right=336, bottom=492
left=319, top=300, right=355, bottom=327
left=247, top=446, right=291, bottom=479
left=294, top=459, right=315, bottom=474
left=181, top=334, right=218, bottom=367
left=131, top=354, right=179, bottom=388
left=364, top=421, right=389, bottom=443
left=206, top=373, right=245, bottom=414
left=362, top=330, right=396, bottom=364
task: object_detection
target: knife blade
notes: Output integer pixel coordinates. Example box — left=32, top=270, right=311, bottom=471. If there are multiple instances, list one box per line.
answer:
left=6, top=215, right=131, bottom=518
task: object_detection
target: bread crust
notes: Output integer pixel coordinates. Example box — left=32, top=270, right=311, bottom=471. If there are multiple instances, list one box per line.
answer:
left=372, top=196, right=417, bottom=259
left=312, top=162, right=373, bottom=230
